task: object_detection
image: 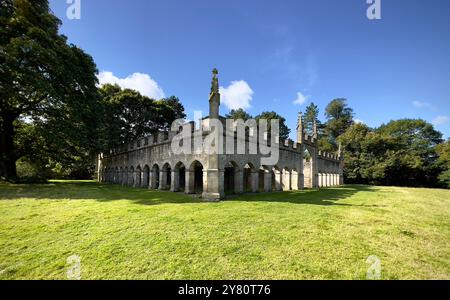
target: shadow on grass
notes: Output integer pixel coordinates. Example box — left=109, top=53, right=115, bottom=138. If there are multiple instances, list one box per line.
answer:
left=226, top=185, right=382, bottom=207
left=0, top=180, right=382, bottom=207
left=0, top=181, right=204, bottom=206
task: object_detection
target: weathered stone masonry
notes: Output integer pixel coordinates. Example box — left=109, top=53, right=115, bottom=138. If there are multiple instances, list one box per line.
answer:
left=96, top=70, right=344, bottom=201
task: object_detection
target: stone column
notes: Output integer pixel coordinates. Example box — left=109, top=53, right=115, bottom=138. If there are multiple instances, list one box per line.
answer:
left=185, top=170, right=194, bottom=194
left=234, top=169, right=244, bottom=194
left=298, top=143, right=304, bottom=190
left=264, top=170, right=272, bottom=192
left=251, top=171, right=259, bottom=193
left=282, top=170, right=291, bottom=191
left=140, top=171, right=145, bottom=188
left=127, top=171, right=133, bottom=186
left=327, top=173, right=331, bottom=187
left=310, top=150, right=317, bottom=188
left=148, top=171, right=153, bottom=189
left=170, top=170, right=178, bottom=192
left=159, top=170, right=167, bottom=190
left=202, top=169, right=224, bottom=201
left=291, top=171, right=300, bottom=191
left=274, top=170, right=282, bottom=191
left=298, top=172, right=305, bottom=190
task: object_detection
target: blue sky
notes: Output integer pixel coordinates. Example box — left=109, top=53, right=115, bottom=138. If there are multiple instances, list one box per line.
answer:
left=49, top=0, right=450, bottom=139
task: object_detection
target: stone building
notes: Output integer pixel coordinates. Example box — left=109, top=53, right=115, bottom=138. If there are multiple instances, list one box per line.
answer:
left=97, top=70, right=344, bottom=201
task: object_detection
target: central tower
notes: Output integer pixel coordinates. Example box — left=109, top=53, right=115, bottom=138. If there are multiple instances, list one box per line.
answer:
left=209, top=68, right=220, bottom=118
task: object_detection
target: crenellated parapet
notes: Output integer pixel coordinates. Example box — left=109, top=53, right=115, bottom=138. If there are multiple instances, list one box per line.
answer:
left=318, top=150, right=342, bottom=162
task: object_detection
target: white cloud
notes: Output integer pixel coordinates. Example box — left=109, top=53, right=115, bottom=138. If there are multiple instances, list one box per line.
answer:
left=412, top=101, right=435, bottom=110
left=292, top=92, right=309, bottom=105
left=219, top=80, right=254, bottom=110
left=354, top=119, right=364, bottom=124
left=432, top=115, right=450, bottom=126
left=97, top=71, right=165, bottom=99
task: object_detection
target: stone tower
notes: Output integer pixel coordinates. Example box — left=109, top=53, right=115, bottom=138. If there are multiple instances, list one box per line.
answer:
left=297, top=112, right=304, bottom=143
left=209, top=68, right=220, bottom=118
left=313, top=119, right=318, bottom=139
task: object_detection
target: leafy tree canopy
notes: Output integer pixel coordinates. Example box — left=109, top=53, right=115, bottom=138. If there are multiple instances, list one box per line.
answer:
left=0, top=0, right=100, bottom=180
left=225, top=108, right=252, bottom=121
left=325, top=98, right=354, bottom=142
left=339, top=119, right=444, bottom=187
left=99, top=84, right=186, bottom=151
left=303, top=102, right=320, bottom=136
left=435, top=139, right=450, bottom=188
left=255, top=111, right=291, bottom=140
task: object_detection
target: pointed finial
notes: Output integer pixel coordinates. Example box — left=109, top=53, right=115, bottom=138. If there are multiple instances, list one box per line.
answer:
left=313, top=119, right=318, bottom=138
left=211, top=68, right=219, bottom=94
left=297, top=112, right=303, bottom=128
left=297, top=112, right=304, bottom=143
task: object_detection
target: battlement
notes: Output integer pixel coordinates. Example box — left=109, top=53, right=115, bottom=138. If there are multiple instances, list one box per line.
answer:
left=318, top=150, right=342, bottom=162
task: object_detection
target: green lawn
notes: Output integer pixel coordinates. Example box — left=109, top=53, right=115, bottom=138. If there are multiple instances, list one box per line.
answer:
left=0, top=181, right=449, bottom=280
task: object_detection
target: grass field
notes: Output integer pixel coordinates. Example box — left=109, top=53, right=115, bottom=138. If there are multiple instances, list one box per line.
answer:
left=0, top=181, right=449, bottom=280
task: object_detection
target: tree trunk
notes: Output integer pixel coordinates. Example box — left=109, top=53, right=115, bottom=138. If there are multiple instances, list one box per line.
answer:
left=0, top=114, right=18, bottom=180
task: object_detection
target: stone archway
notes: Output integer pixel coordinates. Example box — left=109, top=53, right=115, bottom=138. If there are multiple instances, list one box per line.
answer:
left=224, top=161, right=241, bottom=195
left=243, top=163, right=258, bottom=193
left=143, top=165, right=150, bottom=188
left=150, top=164, right=160, bottom=189
left=172, top=162, right=186, bottom=192
left=272, top=166, right=282, bottom=191
left=258, top=167, right=265, bottom=192
left=135, top=166, right=142, bottom=187
left=161, top=163, right=171, bottom=190
left=128, top=166, right=134, bottom=186
left=123, top=167, right=128, bottom=185
left=187, top=160, right=204, bottom=194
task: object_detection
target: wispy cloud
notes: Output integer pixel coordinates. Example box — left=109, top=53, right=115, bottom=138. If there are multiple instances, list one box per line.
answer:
left=432, top=115, right=450, bottom=126
left=268, top=46, right=319, bottom=88
left=305, top=54, right=319, bottom=87
left=98, top=71, right=165, bottom=99
left=220, top=80, right=254, bottom=110
left=354, top=119, right=364, bottom=124
left=412, top=101, right=435, bottom=110
left=292, top=92, right=309, bottom=106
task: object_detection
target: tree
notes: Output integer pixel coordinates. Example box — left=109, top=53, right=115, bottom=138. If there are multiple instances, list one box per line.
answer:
left=339, top=119, right=444, bottom=187
left=0, top=0, right=100, bottom=180
left=99, top=84, right=186, bottom=151
left=225, top=108, right=252, bottom=121
left=255, top=111, right=290, bottom=140
left=435, top=139, right=450, bottom=188
left=303, top=102, right=319, bottom=135
left=338, top=123, right=372, bottom=183
left=324, top=98, right=354, bottom=142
